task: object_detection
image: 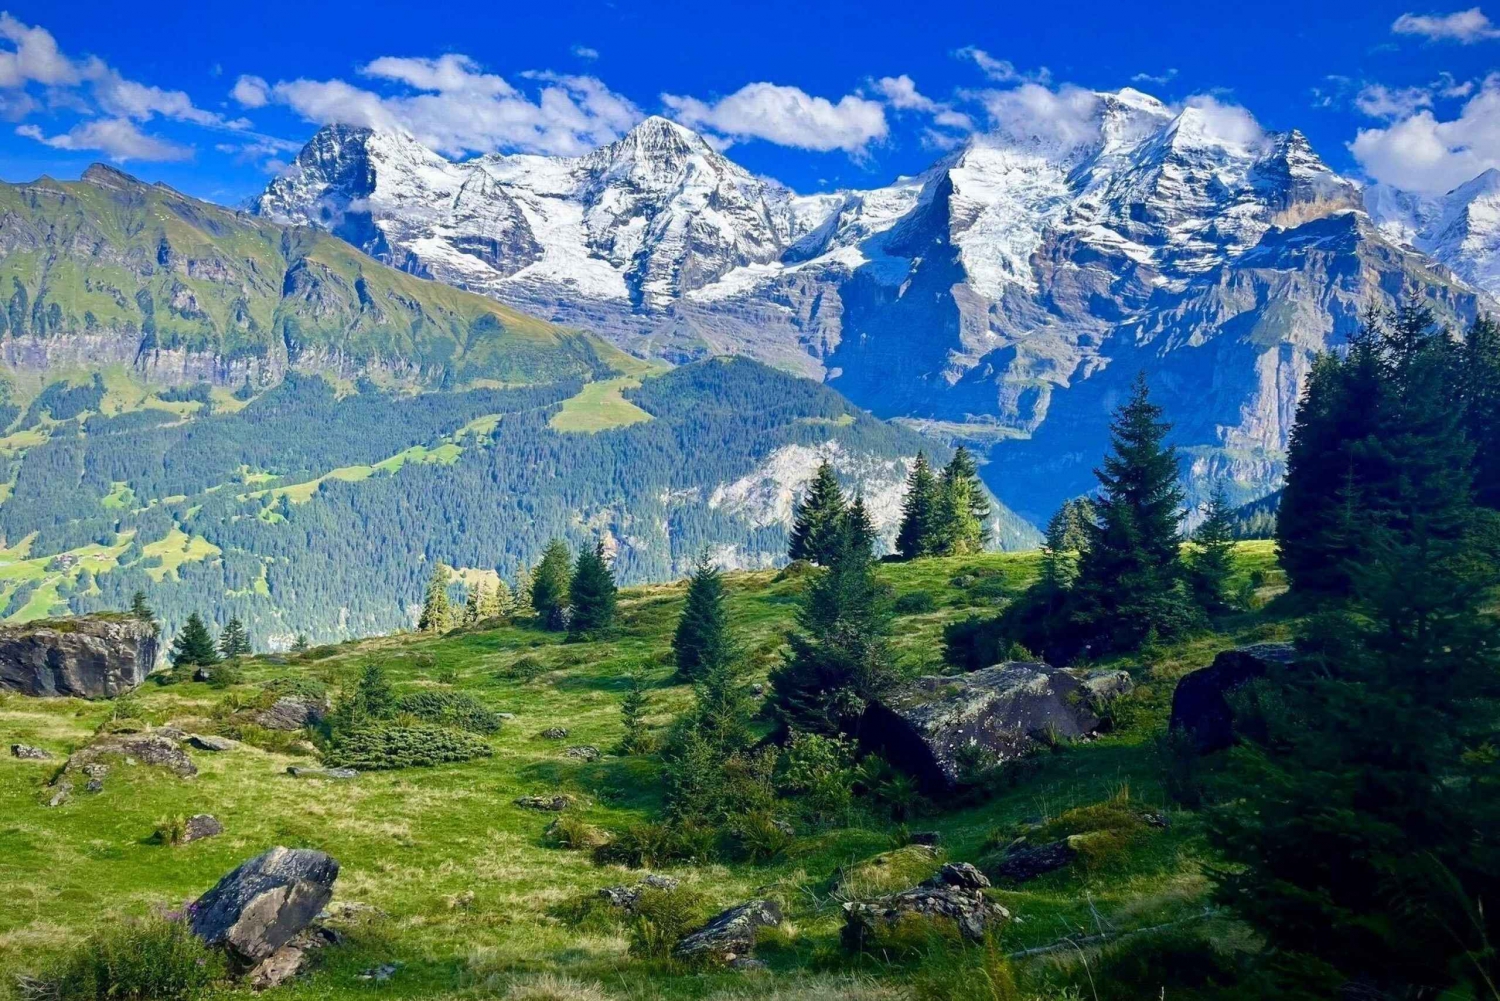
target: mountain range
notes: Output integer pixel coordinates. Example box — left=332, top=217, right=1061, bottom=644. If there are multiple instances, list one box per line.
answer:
left=254, top=89, right=1496, bottom=522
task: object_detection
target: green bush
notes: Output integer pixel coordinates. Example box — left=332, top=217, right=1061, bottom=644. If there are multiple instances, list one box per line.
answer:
left=152, top=816, right=188, bottom=846
left=628, top=886, right=707, bottom=959
left=501, top=655, right=548, bottom=681
left=776, top=732, right=856, bottom=825
left=593, top=821, right=717, bottom=868
left=893, top=590, right=938, bottom=615
left=729, top=811, right=794, bottom=863
left=323, top=723, right=493, bottom=770
left=31, top=912, right=226, bottom=1001
left=395, top=690, right=504, bottom=734
left=204, top=661, right=243, bottom=689
left=1090, top=929, right=1244, bottom=994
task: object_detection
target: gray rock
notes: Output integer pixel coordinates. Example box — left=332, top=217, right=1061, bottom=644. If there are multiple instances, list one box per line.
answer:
left=599, top=874, right=681, bottom=912
left=189, top=846, right=340, bottom=971
left=641, top=874, right=679, bottom=891
left=729, top=957, right=768, bottom=972
left=0, top=615, right=158, bottom=699
left=189, top=734, right=239, bottom=752
left=67, top=735, right=197, bottom=778
left=246, top=926, right=339, bottom=989
left=538, top=727, right=569, bottom=740
left=674, top=900, right=782, bottom=963
left=842, top=877, right=1009, bottom=948
left=931, top=862, right=990, bottom=890
left=81, top=763, right=109, bottom=779
left=497, top=712, right=516, bottom=720
left=357, top=962, right=400, bottom=982
left=1169, top=643, right=1296, bottom=753
left=256, top=697, right=327, bottom=731
left=514, top=794, right=572, bottom=811
left=84, top=778, right=104, bottom=794
left=182, top=814, right=224, bottom=843
left=992, top=840, right=1078, bottom=883
left=908, top=831, right=942, bottom=847
left=1073, top=668, right=1136, bottom=705
left=46, top=782, right=72, bottom=807
left=11, top=743, right=51, bottom=760
left=860, top=661, right=1107, bottom=791
left=287, top=766, right=357, bottom=780
left=564, top=745, right=601, bottom=761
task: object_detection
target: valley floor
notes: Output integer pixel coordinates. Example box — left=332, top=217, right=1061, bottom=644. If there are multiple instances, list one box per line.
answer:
left=0, top=545, right=1286, bottom=1000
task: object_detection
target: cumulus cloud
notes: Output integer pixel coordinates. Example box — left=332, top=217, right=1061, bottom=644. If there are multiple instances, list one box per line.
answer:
left=873, top=74, right=974, bottom=134
left=17, top=117, right=190, bottom=161
left=1352, top=74, right=1500, bottom=192
left=247, top=55, right=641, bottom=157
left=1356, top=83, right=1436, bottom=119
left=231, top=74, right=270, bottom=108
left=1392, top=6, right=1500, bottom=42
left=661, top=82, right=887, bottom=154
left=571, top=45, right=599, bottom=61
left=1180, top=94, right=1268, bottom=147
left=974, top=82, right=1101, bottom=150
left=952, top=46, right=1052, bottom=85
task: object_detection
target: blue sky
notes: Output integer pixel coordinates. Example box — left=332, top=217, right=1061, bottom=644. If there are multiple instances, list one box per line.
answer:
left=2, top=0, right=1498, bottom=204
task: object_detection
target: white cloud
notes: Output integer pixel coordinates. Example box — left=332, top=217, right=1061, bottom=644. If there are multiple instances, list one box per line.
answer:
left=661, top=82, right=887, bottom=154
left=952, top=46, right=1051, bottom=85
left=875, top=74, right=938, bottom=112
left=1356, top=83, right=1435, bottom=119
left=255, top=56, right=641, bottom=157
left=974, top=82, right=1101, bottom=151
left=1392, top=7, right=1500, bottom=42
left=231, top=74, right=270, bottom=108
left=1131, top=68, right=1178, bottom=86
left=1351, top=74, right=1500, bottom=193
left=1180, top=94, right=1267, bottom=148
left=571, top=45, right=599, bottom=61
left=16, top=117, right=191, bottom=161
left=0, top=13, right=82, bottom=88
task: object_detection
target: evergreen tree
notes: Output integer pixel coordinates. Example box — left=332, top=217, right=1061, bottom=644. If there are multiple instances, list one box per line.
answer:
left=770, top=521, right=897, bottom=737
left=291, top=633, right=309, bottom=654
left=1187, top=486, right=1236, bottom=614
left=529, top=540, right=572, bottom=630
left=170, top=612, right=218, bottom=669
left=482, top=578, right=511, bottom=619
left=1461, top=314, right=1500, bottom=509
left=895, top=452, right=939, bottom=559
left=946, top=446, right=991, bottom=544
left=1039, top=505, right=1081, bottom=592
left=417, top=562, right=452, bottom=633
left=331, top=662, right=395, bottom=733
left=672, top=552, right=733, bottom=682
left=932, top=461, right=984, bottom=556
left=842, top=495, right=877, bottom=560
left=618, top=671, right=651, bottom=754
left=787, top=460, right=847, bottom=564
left=513, top=567, right=533, bottom=616
left=1071, top=373, right=1191, bottom=652
left=462, top=583, right=485, bottom=626
left=217, top=616, right=250, bottom=659
left=129, top=590, right=154, bottom=624
left=663, top=644, right=757, bottom=823
left=567, top=540, right=617, bottom=636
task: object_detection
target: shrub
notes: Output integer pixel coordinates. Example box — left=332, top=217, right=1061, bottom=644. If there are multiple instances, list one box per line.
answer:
left=627, top=886, right=707, bottom=959
left=29, top=911, right=226, bottom=1001
left=204, top=661, right=243, bottom=689
left=729, top=810, right=795, bottom=863
left=593, top=821, right=716, bottom=868
left=893, top=590, right=938, bottom=615
left=776, top=732, right=856, bottom=825
left=1090, top=929, right=1244, bottom=995
left=544, top=814, right=610, bottom=850
left=152, top=816, right=188, bottom=846
left=323, top=724, right=493, bottom=770
left=501, top=656, right=548, bottom=682
left=775, top=558, right=815, bottom=581
left=395, top=690, right=504, bottom=734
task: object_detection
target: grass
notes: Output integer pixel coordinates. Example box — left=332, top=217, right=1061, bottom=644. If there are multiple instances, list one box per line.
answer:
left=549, top=377, right=656, bottom=433
left=139, top=529, right=222, bottom=583
left=249, top=443, right=466, bottom=505
left=0, top=545, right=1285, bottom=999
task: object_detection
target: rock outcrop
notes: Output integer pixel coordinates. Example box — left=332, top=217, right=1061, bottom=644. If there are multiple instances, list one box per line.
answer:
left=190, top=847, right=340, bottom=978
left=673, top=900, right=782, bottom=964
left=64, top=734, right=197, bottom=778
left=182, top=814, right=224, bottom=843
left=256, top=697, right=327, bottom=731
left=842, top=862, right=1009, bottom=949
left=0, top=615, right=158, bottom=699
left=1169, top=643, right=1296, bottom=753
left=860, top=662, right=1117, bottom=791
left=11, top=743, right=51, bottom=759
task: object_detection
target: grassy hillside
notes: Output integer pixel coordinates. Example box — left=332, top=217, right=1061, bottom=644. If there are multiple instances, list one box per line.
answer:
left=0, top=544, right=1286, bottom=1001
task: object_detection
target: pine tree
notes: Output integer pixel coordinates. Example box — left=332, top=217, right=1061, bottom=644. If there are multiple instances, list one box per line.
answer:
left=946, top=446, right=991, bottom=544
left=170, top=612, right=219, bottom=670
left=567, top=540, right=617, bottom=637
left=218, top=616, right=250, bottom=659
left=673, top=552, right=734, bottom=682
left=1461, top=314, right=1500, bottom=509
left=618, top=671, right=651, bottom=754
left=417, top=562, right=452, bottom=633
left=1071, top=373, right=1191, bottom=652
left=770, top=520, right=897, bottom=737
left=1188, top=486, right=1236, bottom=614
left=842, top=495, right=877, bottom=560
left=513, top=566, right=533, bottom=616
left=932, top=459, right=984, bottom=556
left=1039, top=505, right=1081, bottom=592
left=462, top=584, right=485, bottom=626
left=895, top=452, right=939, bottom=559
left=482, top=578, right=511, bottom=619
left=129, top=590, right=154, bottom=623
left=291, top=634, right=310, bottom=654
left=530, top=540, right=572, bottom=630
left=663, top=646, right=757, bottom=822
left=788, top=460, right=847, bottom=564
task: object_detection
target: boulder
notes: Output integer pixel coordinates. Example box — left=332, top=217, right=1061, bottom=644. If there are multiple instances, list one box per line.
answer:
left=1169, top=643, right=1296, bottom=753
left=256, top=697, right=327, bottom=731
left=66, top=734, right=197, bottom=778
left=859, top=662, right=1111, bottom=791
left=182, top=814, right=224, bottom=843
left=1072, top=668, right=1136, bottom=706
left=46, top=781, right=72, bottom=807
left=842, top=866, right=1009, bottom=949
left=11, top=743, right=51, bottom=759
left=564, top=745, right=601, bottom=761
left=189, top=734, right=238, bottom=752
left=515, top=794, right=572, bottom=811
left=598, top=874, right=680, bottom=912
left=189, top=847, right=340, bottom=974
left=674, top=900, right=782, bottom=963
left=0, top=614, right=158, bottom=699
left=287, top=766, right=357, bottom=779
left=991, top=839, right=1078, bottom=882
left=538, top=727, right=569, bottom=740
left=247, top=926, right=339, bottom=990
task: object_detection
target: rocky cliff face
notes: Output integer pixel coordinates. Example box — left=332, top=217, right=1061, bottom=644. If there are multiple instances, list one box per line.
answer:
left=259, top=90, right=1496, bottom=522
left=0, top=614, right=158, bottom=698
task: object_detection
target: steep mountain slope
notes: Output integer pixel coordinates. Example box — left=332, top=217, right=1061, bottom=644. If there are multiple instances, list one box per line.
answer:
left=1369, top=169, right=1500, bottom=294
left=259, top=91, right=1493, bottom=522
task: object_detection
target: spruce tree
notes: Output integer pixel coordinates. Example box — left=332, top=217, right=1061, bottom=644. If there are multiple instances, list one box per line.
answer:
left=1039, top=505, right=1081, bottom=592
left=462, top=584, right=484, bottom=626
left=1188, top=486, right=1236, bottom=614
left=1461, top=314, right=1500, bottom=509
left=672, top=552, right=733, bottom=682
left=482, top=578, right=511, bottom=619
left=770, top=518, right=897, bottom=737
left=895, top=452, right=939, bottom=559
left=170, top=612, right=218, bottom=669
left=291, top=634, right=309, bottom=654
left=1071, top=373, right=1191, bottom=652
left=218, top=616, right=250, bottom=659
left=842, top=495, right=877, bottom=560
left=788, top=460, right=847, bottom=564
left=946, top=446, right=991, bottom=544
left=663, top=645, right=756, bottom=822
left=567, top=541, right=617, bottom=637
left=618, top=671, right=651, bottom=754
left=932, top=459, right=984, bottom=556
left=129, top=590, right=154, bottom=623
left=529, top=540, right=572, bottom=630
left=417, top=562, right=452, bottom=633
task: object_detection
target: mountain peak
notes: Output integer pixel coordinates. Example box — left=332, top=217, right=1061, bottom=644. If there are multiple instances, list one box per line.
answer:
left=80, top=163, right=142, bottom=190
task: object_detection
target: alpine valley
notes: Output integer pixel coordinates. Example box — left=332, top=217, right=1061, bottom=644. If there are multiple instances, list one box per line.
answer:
left=1, top=84, right=1496, bottom=646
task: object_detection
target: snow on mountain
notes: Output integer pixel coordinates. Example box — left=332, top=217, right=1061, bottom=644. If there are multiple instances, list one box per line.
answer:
left=258, top=91, right=1493, bottom=523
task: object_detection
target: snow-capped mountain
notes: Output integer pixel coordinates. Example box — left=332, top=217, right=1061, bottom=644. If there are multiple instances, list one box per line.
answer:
left=258, top=92, right=1492, bottom=523
left=1368, top=170, right=1500, bottom=294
